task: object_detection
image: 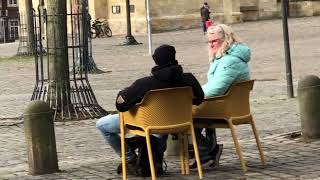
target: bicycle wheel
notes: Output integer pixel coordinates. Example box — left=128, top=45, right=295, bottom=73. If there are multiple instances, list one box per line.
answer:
left=105, top=27, right=112, bottom=37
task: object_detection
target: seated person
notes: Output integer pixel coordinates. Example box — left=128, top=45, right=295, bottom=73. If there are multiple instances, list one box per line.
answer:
left=96, top=44, right=204, bottom=174
left=191, top=24, right=251, bottom=168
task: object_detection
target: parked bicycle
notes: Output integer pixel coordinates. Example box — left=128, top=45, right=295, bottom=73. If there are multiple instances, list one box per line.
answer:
left=90, top=19, right=112, bottom=38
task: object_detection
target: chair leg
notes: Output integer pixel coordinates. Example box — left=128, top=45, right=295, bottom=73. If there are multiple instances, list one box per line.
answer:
left=250, top=119, right=267, bottom=167
left=146, top=132, right=157, bottom=180
left=228, top=121, right=247, bottom=173
left=190, top=125, right=203, bottom=179
left=184, top=133, right=190, bottom=175
left=179, top=133, right=186, bottom=175
left=120, top=118, right=127, bottom=180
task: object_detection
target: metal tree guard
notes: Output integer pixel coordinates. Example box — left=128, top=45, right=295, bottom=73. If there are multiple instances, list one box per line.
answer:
left=73, top=0, right=105, bottom=74
left=31, top=0, right=107, bottom=121
left=17, top=13, right=29, bottom=55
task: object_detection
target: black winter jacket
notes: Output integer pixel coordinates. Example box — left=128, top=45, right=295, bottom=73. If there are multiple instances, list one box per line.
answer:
left=116, top=64, right=204, bottom=112
left=200, top=6, right=210, bottom=22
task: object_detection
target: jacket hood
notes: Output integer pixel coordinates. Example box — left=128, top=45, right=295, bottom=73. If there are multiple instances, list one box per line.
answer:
left=151, top=64, right=183, bottom=82
left=226, top=43, right=251, bottom=63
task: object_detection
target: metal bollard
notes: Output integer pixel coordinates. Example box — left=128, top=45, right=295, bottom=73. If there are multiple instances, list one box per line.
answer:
left=298, top=75, right=320, bottom=140
left=24, top=100, right=59, bottom=175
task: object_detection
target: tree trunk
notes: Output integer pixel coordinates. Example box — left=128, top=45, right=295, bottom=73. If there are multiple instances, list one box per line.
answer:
left=78, top=0, right=89, bottom=72
left=25, top=0, right=35, bottom=54
left=76, top=0, right=103, bottom=74
left=46, top=0, right=71, bottom=111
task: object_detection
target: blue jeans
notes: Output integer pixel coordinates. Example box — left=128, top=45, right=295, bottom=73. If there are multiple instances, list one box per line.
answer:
left=96, top=114, right=168, bottom=161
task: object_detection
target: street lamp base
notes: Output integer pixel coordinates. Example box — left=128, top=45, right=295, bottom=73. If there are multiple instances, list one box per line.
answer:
left=122, top=35, right=141, bottom=45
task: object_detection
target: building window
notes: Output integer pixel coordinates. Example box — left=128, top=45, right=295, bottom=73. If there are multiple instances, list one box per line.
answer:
left=7, top=0, right=18, bottom=7
left=112, top=5, right=121, bottom=14
left=130, top=5, right=135, bottom=13
left=9, top=19, right=19, bottom=39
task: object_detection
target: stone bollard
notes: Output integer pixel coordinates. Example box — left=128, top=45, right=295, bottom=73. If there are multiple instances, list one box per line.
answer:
left=24, top=100, right=59, bottom=175
left=298, top=75, right=320, bottom=140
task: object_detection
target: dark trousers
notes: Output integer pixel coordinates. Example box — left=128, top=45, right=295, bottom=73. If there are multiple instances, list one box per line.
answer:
left=195, top=128, right=217, bottom=160
left=202, top=21, right=207, bottom=33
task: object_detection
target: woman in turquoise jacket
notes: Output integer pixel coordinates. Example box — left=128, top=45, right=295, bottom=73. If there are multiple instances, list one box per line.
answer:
left=191, top=24, right=251, bottom=168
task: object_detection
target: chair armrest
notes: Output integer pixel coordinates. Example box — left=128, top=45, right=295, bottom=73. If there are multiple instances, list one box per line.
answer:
left=193, top=98, right=226, bottom=118
left=203, top=94, right=227, bottom=102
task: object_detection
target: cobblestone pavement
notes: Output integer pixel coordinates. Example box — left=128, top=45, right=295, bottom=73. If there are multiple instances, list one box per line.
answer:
left=1, top=120, right=320, bottom=180
left=1, top=16, right=320, bottom=179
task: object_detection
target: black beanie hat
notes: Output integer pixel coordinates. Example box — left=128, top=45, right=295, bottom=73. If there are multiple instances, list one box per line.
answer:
left=152, top=44, right=178, bottom=66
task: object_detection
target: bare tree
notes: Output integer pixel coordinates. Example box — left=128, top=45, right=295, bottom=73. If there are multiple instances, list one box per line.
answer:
left=76, top=0, right=105, bottom=74
left=31, top=0, right=107, bottom=121
left=25, top=0, right=35, bottom=54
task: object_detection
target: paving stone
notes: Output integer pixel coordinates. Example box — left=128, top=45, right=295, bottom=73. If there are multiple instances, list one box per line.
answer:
left=1, top=17, right=320, bottom=179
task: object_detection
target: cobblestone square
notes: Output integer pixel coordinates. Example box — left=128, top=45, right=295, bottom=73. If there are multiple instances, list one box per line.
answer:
left=1, top=17, right=320, bottom=179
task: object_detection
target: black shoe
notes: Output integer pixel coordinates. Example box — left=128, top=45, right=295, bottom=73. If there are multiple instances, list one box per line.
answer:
left=189, top=157, right=213, bottom=169
left=155, top=153, right=164, bottom=175
left=116, top=157, right=137, bottom=175
left=189, top=144, right=223, bottom=169
left=155, top=162, right=164, bottom=175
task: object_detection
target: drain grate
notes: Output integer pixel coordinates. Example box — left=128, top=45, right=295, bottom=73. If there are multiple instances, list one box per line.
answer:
left=255, top=78, right=278, bottom=82
left=282, top=131, right=302, bottom=140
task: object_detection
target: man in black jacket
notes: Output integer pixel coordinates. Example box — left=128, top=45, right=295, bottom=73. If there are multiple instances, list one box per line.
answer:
left=96, top=44, right=204, bottom=172
left=200, top=2, right=211, bottom=34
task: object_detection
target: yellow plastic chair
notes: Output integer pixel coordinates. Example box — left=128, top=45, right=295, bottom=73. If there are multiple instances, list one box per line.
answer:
left=119, top=87, right=203, bottom=180
left=192, top=80, right=266, bottom=173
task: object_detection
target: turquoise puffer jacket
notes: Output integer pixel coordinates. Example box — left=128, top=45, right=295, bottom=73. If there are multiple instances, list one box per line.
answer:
left=202, top=43, right=251, bottom=97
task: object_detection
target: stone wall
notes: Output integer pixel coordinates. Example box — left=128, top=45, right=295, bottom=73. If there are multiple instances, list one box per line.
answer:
left=151, top=0, right=243, bottom=32
left=288, top=1, right=320, bottom=17
left=258, top=0, right=278, bottom=19
left=240, top=0, right=278, bottom=21
left=88, top=0, right=109, bottom=21
left=314, top=1, right=320, bottom=15
left=150, top=0, right=200, bottom=32
left=223, top=0, right=243, bottom=23
left=105, top=0, right=147, bottom=34
left=18, top=0, right=320, bottom=35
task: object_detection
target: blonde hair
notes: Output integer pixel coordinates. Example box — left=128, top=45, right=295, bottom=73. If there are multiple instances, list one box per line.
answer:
left=207, top=24, right=241, bottom=61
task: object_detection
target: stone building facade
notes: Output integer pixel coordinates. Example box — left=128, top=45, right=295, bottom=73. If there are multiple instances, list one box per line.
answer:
left=18, top=0, right=320, bottom=36
left=0, top=0, right=19, bottom=43
left=88, top=0, right=320, bottom=35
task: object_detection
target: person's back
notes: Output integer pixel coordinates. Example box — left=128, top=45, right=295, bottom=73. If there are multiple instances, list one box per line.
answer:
left=200, top=6, right=210, bottom=22
left=96, top=44, right=204, bottom=177
left=200, top=2, right=211, bottom=34
left=116, top=45, right=204, bottom=111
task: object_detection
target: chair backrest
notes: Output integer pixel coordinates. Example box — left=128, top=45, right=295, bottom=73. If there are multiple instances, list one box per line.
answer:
left=127, top=87, right=193, bottom=128
left=192, top=80, right=254, bottom=120
left=224, top=80, right=254, bottom=118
